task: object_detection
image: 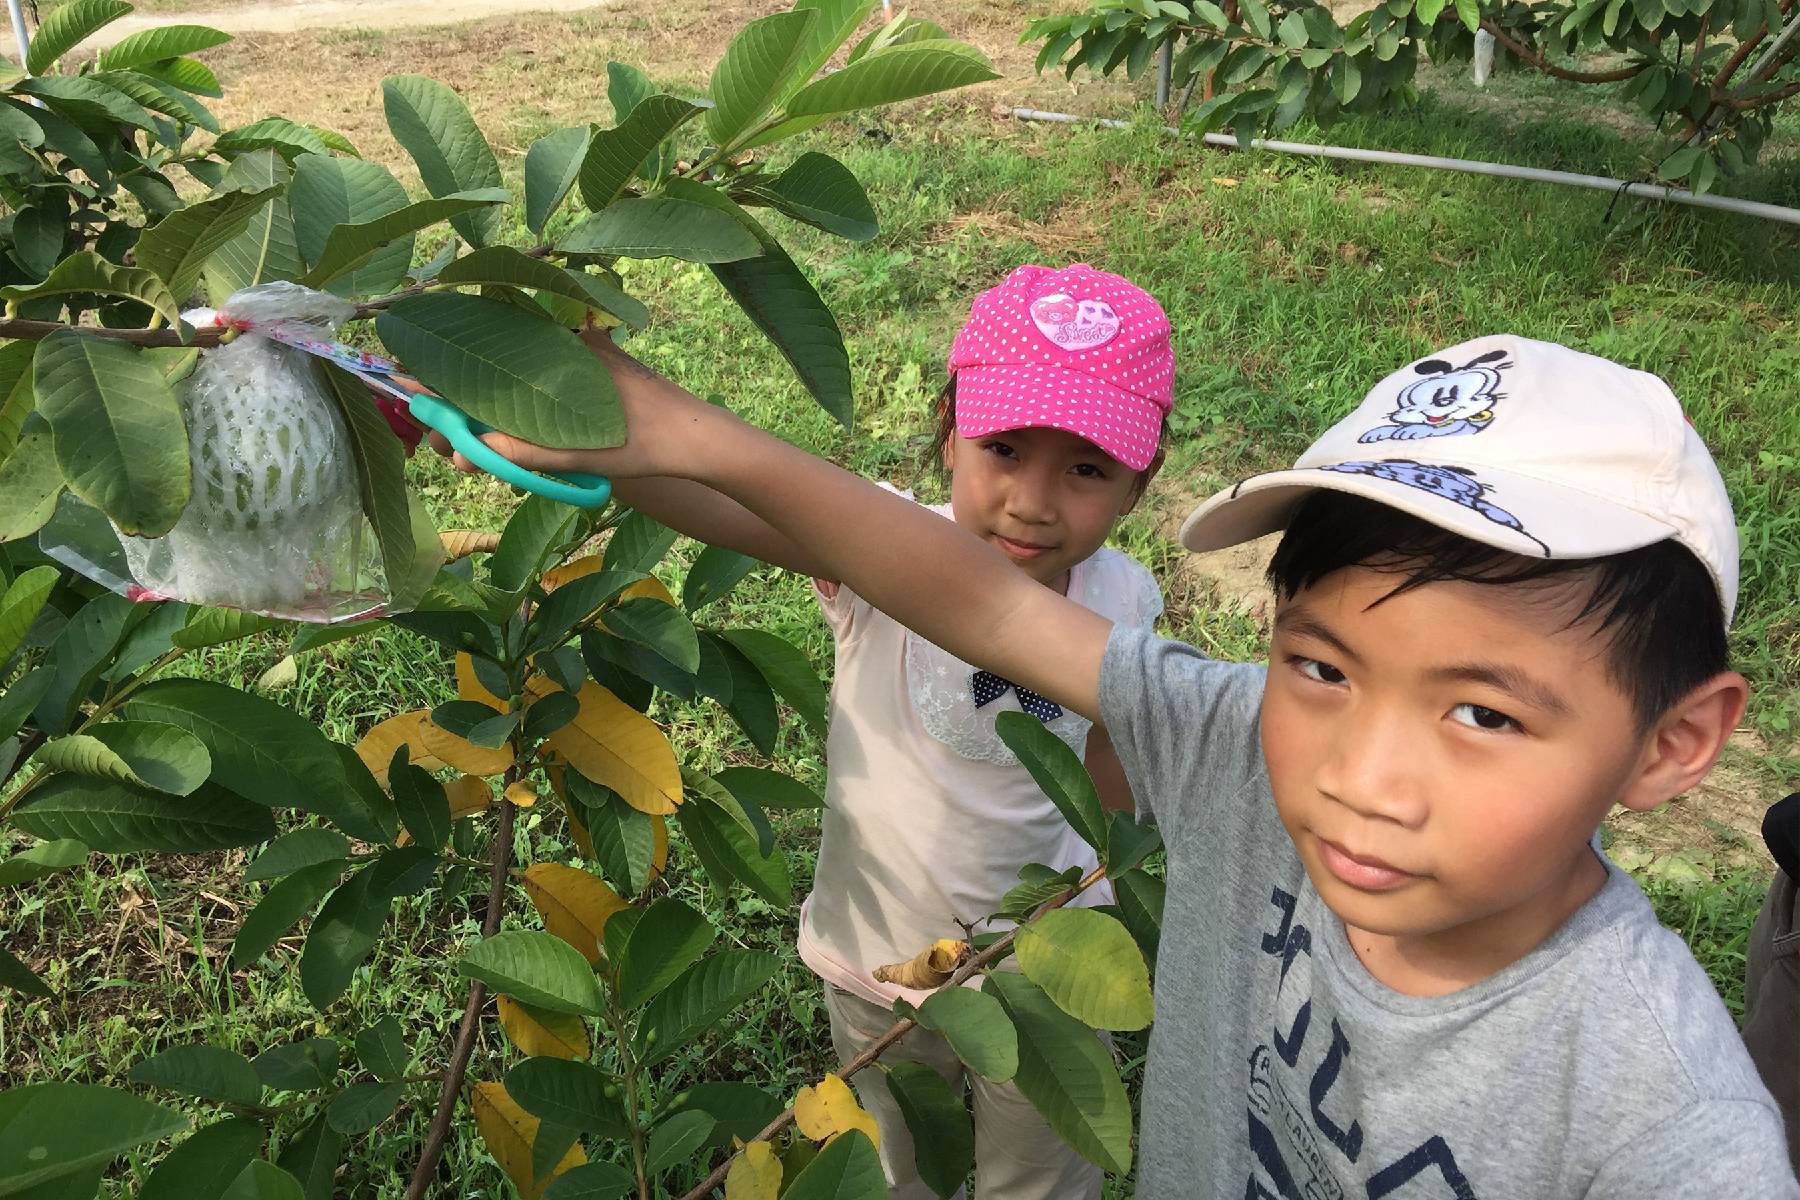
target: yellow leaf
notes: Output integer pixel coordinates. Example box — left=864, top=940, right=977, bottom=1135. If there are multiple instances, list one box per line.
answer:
left=472, top=1080, right=585, bottom=1199
left=520, top=863, right=628, bottom=965
left=441, top=530, right=501, bottom=561
left=354, top=711, right=443, bottom=784
left=725, top=1141, right=783, bottom=1200
left=505, top=781, right=540, bottom=808
left=619, top=575, right=676, bottom=606
left=496, top=996, right=590, bottom=1060
left=446, top=775, right=492, bottom=819
left=792, top=1074, right=880, bottom=1150
left=542, top=554, right=603, bottom=594
left=456, top=652, right=507, bottom=709
left=545, top=681, right=681, bottom=815
left=420, top=715, right=514, bottom=777
left=871, top=939, right=970, bottom=990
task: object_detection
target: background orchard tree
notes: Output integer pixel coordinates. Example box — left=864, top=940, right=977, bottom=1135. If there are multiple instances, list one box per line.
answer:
left=0, top=3, right=1170, bottom=1198
left=1027, top=0, right=1800, bottom=194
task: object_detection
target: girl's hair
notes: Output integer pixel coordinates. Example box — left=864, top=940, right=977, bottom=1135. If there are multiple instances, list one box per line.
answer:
left=925, top=376, right=1166, bottom=483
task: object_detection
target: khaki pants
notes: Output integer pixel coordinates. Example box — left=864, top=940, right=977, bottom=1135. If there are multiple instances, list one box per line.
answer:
left=1743, top=869, right=1800, bottom=1180
left=824, top=985, right=1102, bottom=1200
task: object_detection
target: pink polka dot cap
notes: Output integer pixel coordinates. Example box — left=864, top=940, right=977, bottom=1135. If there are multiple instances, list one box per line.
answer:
left=948, top=263, right=1175, bottom=472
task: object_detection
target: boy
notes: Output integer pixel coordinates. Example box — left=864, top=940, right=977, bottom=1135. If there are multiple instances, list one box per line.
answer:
left=446, top=331, right=1797, bottom=1195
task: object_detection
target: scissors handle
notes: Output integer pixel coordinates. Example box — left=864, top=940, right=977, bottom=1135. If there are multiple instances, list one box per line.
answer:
left=406, top=392, right=612, bottom=510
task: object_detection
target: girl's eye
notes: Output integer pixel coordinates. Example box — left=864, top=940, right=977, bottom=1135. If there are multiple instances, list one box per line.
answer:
left=1449, top=703, right=1521, bottom=733
left=1294, top=657, right=1347, bottom=685
left=982, top=441, right=1017, bottom=460
left=1071, top=462, right=1108, bottom=479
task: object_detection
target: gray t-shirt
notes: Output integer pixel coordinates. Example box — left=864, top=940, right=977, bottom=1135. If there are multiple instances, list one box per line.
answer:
left=1100, top=623, right=1798, bottom=1199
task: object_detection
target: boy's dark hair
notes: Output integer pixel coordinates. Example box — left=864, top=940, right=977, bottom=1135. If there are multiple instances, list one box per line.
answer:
left=1267, top=492, right=1729, bottom=730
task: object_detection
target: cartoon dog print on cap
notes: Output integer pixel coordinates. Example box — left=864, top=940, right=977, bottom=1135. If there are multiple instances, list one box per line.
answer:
left=1358, top=349, right=1511, bottom=443
left=1030, top=293, right=1121, bottom=350
left=1318, top=458, right=1550, bottom=556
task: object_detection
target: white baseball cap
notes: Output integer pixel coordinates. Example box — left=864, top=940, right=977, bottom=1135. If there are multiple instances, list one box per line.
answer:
left=1180, top=336, right=1740, bottom=625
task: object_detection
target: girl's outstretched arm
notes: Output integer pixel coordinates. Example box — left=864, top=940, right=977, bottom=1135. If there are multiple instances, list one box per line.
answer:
left=453, top=342, right=1112, bottom=720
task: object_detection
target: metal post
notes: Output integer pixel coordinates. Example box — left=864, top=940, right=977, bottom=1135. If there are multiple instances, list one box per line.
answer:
left=1155, top=41, right=1174, bottom=109
left=7, top=0, right=31, bottom=76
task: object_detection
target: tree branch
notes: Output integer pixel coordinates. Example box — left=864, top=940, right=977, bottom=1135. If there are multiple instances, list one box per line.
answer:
left=1732, top=76, right=1800, bottom=106
left=1479, top=19, right=1649, bottom=83
left=406, top=791, right=517, bottom=1200
left=674, top=863, right=1112, bottom=1200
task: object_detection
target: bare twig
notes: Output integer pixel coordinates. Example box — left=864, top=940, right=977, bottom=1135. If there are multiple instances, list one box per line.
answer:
left=406, top=791, right=518, bottom=1200
left=674, top=863, right=1112, bottom=1200
left=1480, top=20, right=1648, bottom=83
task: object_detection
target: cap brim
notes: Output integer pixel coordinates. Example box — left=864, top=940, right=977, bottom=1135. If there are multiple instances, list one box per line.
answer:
left=1181, top=462, right=1679, bottom=562
left=954, top=363, right=1164, bottom=472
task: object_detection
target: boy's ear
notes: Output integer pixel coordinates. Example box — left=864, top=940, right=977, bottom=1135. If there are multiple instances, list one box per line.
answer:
left=1615, top=671, right=1749, bottom=813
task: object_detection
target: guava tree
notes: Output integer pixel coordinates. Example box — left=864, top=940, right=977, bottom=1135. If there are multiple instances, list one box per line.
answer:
left=1027, top=0, right=1798, bottom=194
left=0, top=3, right=1166, bottom=1198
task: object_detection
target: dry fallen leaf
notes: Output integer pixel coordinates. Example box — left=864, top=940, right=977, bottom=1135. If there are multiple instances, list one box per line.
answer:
left=441, top=530, right=502, bottom=561
left=871, top=938, right=970, bottom=989
left=1210, top=176, right=1240, bottom=187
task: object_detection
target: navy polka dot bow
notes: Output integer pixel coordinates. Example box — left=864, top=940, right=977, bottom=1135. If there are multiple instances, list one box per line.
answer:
left=971, top=670, right=1063, bottom=722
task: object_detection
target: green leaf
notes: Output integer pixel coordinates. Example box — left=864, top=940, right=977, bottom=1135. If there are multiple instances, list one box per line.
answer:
left=34, top=721, right=211, bottom=795
left=525, top=125, right=590, bottom=235
left=32, top=329, right=189, bottom=536
left=1416, top=0, right=1448, bottom=22
left=1014, top=908, right=1153, bottom=1031
left=885, top=1061, right=973, bottom=1199
left=984, top=973, right=1132, bottom=1174
left=366, top=844, right=439, bottom=900
left=605, top=596, right=700, bottom=674
left=315, top=364, right=426, bottom=609
left=915, top=987, right=1018, bottom=1082
left=0, top=838, right=87, bottom=887
left=740, top=151, right=878, bottom=241
left=784, top=0, right=881, bottom=99
left=438, top=246, right=644, bottom=328
left=676, top=787, right=792, bottom=906
left=0, top=945, right=51, bottom=998
left=0, top=340, right=36, bottom=463
left=375, top=292, right=624, bottom=451
left=459, top=929, right=607, bottom=1016
left=139, top=56, right=224, bottom=98
left=381, top=75, right=506, bottom=246
left=355, top=1016, right=409, bottom=1082
left=299, top=867, right=393, bottom=1009
left=215, top=117, right=331, bottom=158
left=32, top=592, right=134, bottom=737
left=996, top=864, right=1082, bottom=922
left=715, top=765, right=823, bottom=811
left=529, top=571, right=642, bottom=653
left=1, top=251, right=182, bottom=332
left=431, top=699, right=516, bottom=747
left=99, top=24, right=233, bottom=71
left=390, top=754, right=451, bottom=851
left=0, top=1083, right=188, bottom=1195
left=491, top=492, right=588, bottom=595
left=994, top=710, right=1105, bottom=852
left=172, top=607, right=284, bottom=650
left=635, top=949, right=779, bottom=1065
left=272, top=1113, right=341, bottom=1200
left=93, top=70, right=218, bottom=133
left=325, top=1082, right=404, bottom=1134
left=617, top=896, right=715, bottom=1010
left=121, top=678, right=368, bottom=833
left=220, top=1160, right=307, bottom=1200
left=542, top=1162, right=635, bottom=1200
left=0, top=564, right=56, bottom=665
left=1278, top=9, right=1311, bottom=45
left=289, top=154, right=414, bottom=297
left=602, top=511, right=678, bottom=573
left=251, top=1038, right=340, bottom=1091
left=1455, top=0, right=1481, bottom=30
left=1110, top=868, right=1163, bottom=961
left=565, top=775, right=657, bottom=896
left=205, top=156, right=305, bottom=298
left=1659, top=145, right=1703, bottom=180
left=781, top=1130, right=886, bottom=1200
left=244, top=829, right=352, bottom=883
left=722, top=627, right=828, bottom=736
left=1239, top=0, right=1274, bottom=36
left=673, top=1082, right=783, bottom=1151
left=558, top=195, right=761, bottom=263
left=27, top=0, right=132, bottom=74
left=11, top=206, right=64, bottom=279
left=138, top=1117, right=264, bottom=1200
left=578, top=95, right=703, bottom=212
left=1104, top=810, right=1160, bottom=876
left=13, top=777, right=275, bottom=852
left=504, top=1058, right=629, bottom=1137
left=645, top=1110, right=715, bottom=1177
left=708, top=10, right=819, bottom=147
left=130, top=1044, right=261, bottom=1106
left=706, top=633, right=778, bottom=753
left=231, top=860, right=345, bottom=965
left=300, top=189, right=507, bottom=290
left=661, top=178, right=852, bottom=426
left=679, top=545, right=754, bottom=611
left=784, top=41, right=999, bottom=117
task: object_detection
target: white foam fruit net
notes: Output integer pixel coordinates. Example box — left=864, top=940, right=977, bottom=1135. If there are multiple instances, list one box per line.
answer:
left=114, top=285, right=388, bottom=622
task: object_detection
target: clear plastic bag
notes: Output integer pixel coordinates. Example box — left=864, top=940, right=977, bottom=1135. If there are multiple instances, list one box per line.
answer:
left=43, top=284, right=389, bottom=623
left=1472, top=29, right=1496, bottom=87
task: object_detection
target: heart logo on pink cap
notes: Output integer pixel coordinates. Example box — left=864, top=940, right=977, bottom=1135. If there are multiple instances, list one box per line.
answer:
left=1030, top=293, right=1120, bottom=350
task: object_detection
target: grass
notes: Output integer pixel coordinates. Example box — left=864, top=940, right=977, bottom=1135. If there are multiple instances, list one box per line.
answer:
left=4, top=1, right=1798, bottom=1195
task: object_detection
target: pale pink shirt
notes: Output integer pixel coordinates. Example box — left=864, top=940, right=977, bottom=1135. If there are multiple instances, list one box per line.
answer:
left=797, top=497, right=1164, bottom=1009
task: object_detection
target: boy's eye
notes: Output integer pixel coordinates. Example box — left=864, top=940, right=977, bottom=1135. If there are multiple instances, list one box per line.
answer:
left=1449, top=703, right=1521, bottom=733
left=1294, top=657, right=1347, bottom=685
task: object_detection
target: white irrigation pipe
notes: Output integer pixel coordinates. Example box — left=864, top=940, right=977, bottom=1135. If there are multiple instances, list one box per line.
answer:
left=6, top=0, right=30, bottom=76
left=1011, top=106, right=1800, bottom=226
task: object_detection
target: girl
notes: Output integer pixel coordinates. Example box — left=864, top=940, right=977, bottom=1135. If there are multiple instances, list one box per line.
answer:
left=449, top=264, right=1175, bottom=1200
